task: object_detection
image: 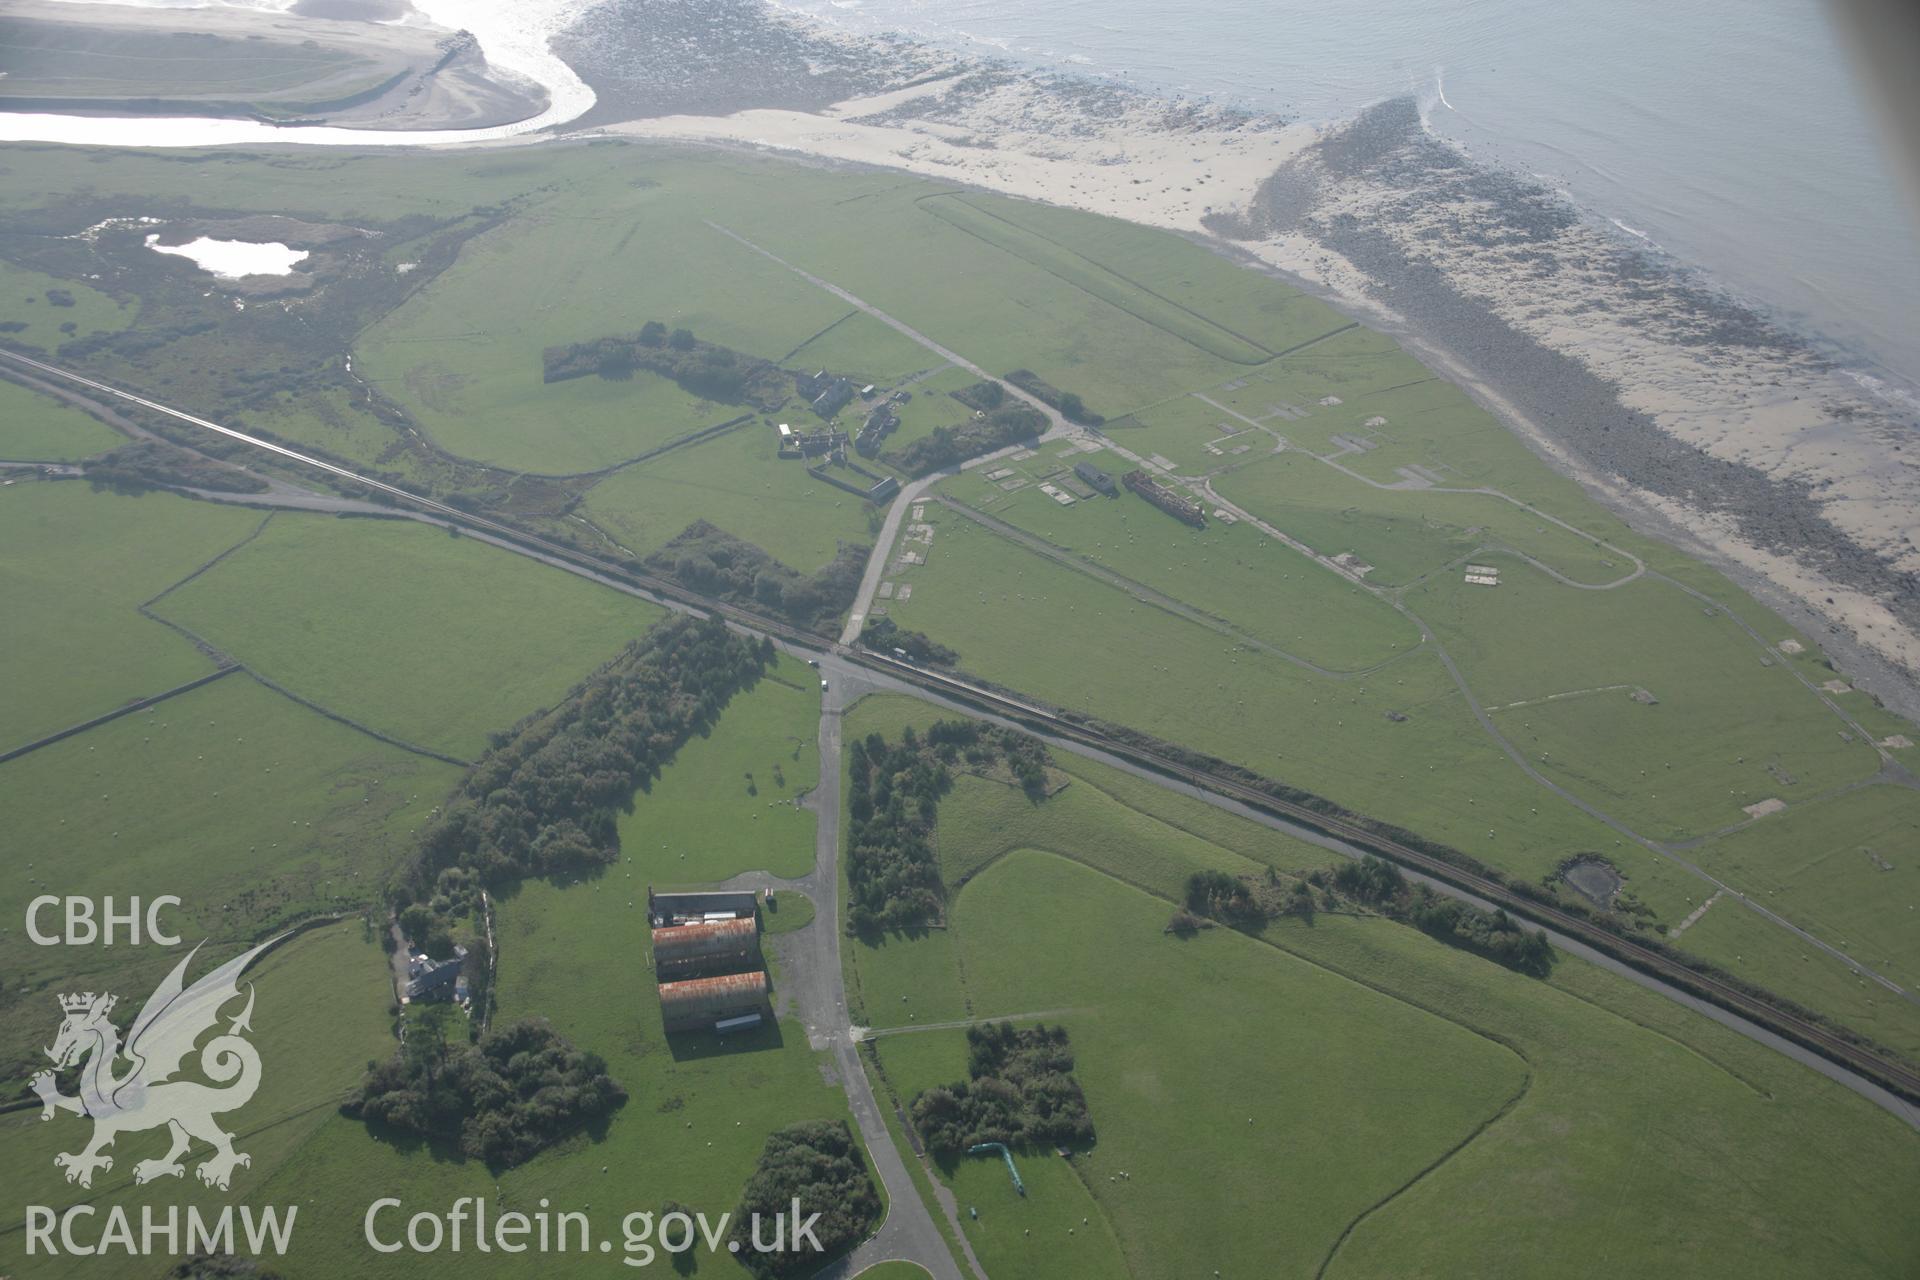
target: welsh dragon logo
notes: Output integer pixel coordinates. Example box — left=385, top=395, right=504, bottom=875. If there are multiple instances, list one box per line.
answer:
left=31, top=937, right=279, bottom=1191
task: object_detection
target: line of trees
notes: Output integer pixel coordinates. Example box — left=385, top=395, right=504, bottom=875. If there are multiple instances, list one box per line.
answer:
left=846, top=721, right=1051, bottom=933
left=1005, top=368, right=1104, bottom=425
left=342, top=1015, right=626, bottom=1168
left=887, top=403, right=1045, bottom=477
left=728, top=1120, right=881, bottom=1279
left=85, top=442, right=270, bottom=496
left=398, top=616, right=774, bottom=938
left=1181, top=857, right=1554, bottom=976
left=909, top=1022, right=1095, bottom=1158
left=645, top=520, right=868, bottom=633
left=858, top=615, right=958, bottom=665
left=1331, top=856, right=1555, bottom=975
left=542, top=323, right=785, bottom=405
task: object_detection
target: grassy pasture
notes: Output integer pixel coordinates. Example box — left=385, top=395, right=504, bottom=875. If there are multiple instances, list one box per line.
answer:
left=880, top=366, right=981, bottom=456
left=0, top=673, right=457, bottom=1076
left=865, top=1026, right=1130, bottom=1280
left=1216, top=448, right=1626, bottom=586
left=878, top=848, right=1528, bottom=1280
left=1675, top=877, right=1920, bottom=1063
left=842, top=692, right=1920, bottom=1279
left=0, top=147, right=555, bottom=225
left=1097, top=391, right=1269, bottom=472
left=0, top=378, right=122, bottom=460
left=0, top=922, right=399, bottom=1280
left=918, top=194, right=1275, bottom=365
left=782, top=309, right=944, bottom=386
left=0, top=482, right=260, bottom=751
left=1685, top=785, right=1920, bottom=990
left=956, top=195, right=1342, bottom=358
left=0, top=259, right=131, bottom=351
left=353, top=188, right=849, bottom=474
left=718, top=178, right=1252, bottom=416
left=151, top=512, right=663, bottom=760
left=582, top=421, right=877, bottom=574
left=1412, top=559, right=1881, bottom=841
left=938, top=458, right=1423, bottom=670
left=478, top=872, right=861, bottom=1256
left=875, top=500, right=1637, bottom=883
left=615, top=654, right=822, bottom=886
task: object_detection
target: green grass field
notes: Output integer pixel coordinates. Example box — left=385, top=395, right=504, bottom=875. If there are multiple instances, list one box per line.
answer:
left=1216, top=449, right=1627, bottom=587
left=150, top=512, right=664, bottom=759
left=1678, top=783, right=1920, bottom=1002
left=0, top=673, right=457, bottom=1073
left=615, top=654, right=822, bottom=886
left=353, top=187, right=851, bottom=474
left=0, top=922, right=400, bottom=1280
left=0, top=378, right=122, bottom=460
left=939, top=455, right=1422, bottom=671
left=865, top=1026, right=1131, bottom=1280
left=1411, top=558, right=1883, bottom=842
left=0, top=645, right=859, bottom=1279
left=0, top=482, right=261, bottom=751
left=940, top=194, right=1342, bottom=359
left=842, top=692, right=1920, bottom=1280
left=715, top=177, right=1269, bottom=417
left=239, top=677, right=860, bottom=1277
left=873, top=502, right=1649, bottom=887
left=0, top=259, right=132, bottom=351
left=3, top=136, right=1919, bottom=1279
left=582, top=422, right=879, bottom=574
left=918, top=194, right=1277, bottom=367
left=782, top=310, right=945, bottom=386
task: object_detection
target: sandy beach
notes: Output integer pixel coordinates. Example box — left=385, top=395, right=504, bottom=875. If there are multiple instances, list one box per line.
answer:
left=8, top=0, right=1916, bottom=712
left=567, top=4, right=1919, bottom=715
left=1, top=0, right=551, bottom=131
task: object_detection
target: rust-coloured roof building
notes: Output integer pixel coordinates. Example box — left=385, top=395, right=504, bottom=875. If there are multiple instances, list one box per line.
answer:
left=657, top=970, right=770, bottom=1033
left=651, top=917, right=761, bottom=981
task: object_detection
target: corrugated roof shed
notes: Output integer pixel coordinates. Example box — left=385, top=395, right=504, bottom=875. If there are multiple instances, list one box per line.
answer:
left=658, top=971, right=770, bottom=1031
left=652, top=918, right=759, bottom=975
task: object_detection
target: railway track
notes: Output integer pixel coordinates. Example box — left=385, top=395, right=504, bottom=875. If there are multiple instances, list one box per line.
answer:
left=845, top=650, right=1920, bottom=1106
left=9, top=345, right=1919, bottom=1110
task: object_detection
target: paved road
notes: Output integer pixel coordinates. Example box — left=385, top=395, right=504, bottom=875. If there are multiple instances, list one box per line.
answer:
left=698, top=221, right=1080, bottom=648
left=8, top=341, right=1916, bottom=1258
left=934, top=493, right=1416, bottom=680
left=718, top=669, right=981, bottom=1280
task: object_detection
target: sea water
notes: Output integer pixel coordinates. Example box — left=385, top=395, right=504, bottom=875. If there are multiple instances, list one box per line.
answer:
left=7, top=0, right=1917, bottom=403
left=779, top=0, right=1920, bottom=402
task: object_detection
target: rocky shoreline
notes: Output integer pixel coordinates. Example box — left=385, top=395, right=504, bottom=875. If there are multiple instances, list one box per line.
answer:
left=562, top=0, right=1920, bottom=712
left=1216, top=99, right=1919, bottom=713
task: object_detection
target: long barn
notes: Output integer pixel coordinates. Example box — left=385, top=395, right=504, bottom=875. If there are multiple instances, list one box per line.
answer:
left=658, top=971, right=770, bottom=1033
left=652, top=917, right=762, bottom=980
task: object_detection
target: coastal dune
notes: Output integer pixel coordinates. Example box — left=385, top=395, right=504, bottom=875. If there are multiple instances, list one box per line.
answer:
left=583, top=12, right=1918, bottom=711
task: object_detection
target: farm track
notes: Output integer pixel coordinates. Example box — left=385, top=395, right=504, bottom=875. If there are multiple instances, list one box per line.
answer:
left=7, top=339, right=1918, bottom=1205
left=933, top=493, right=1420, bottom=679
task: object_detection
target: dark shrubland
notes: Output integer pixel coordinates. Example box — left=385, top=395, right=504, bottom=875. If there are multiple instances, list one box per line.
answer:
left=845, top=721, right=1051, bottom=933
left=399, top=616, right=773, bottom=938
left=1005, top=368, right=1103, bottom=425
left=644, top=520, right=867, bottom=633
left=858, top=615, right=958, bottom=665
left=728, top=1121, right=881, bottom=1278
left=343, top=1016, right=625, bottom=1168
left=84, top=442, right=270, bottom=495
left=909, top=1022, right=1095, bottom=1158
left=542, top=325, right=787, bottom=407
left=886, top=403, right=1045, bottom=477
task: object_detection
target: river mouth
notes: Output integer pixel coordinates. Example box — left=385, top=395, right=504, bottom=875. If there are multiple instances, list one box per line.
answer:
left=144, top=235, right=309, bottom=280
